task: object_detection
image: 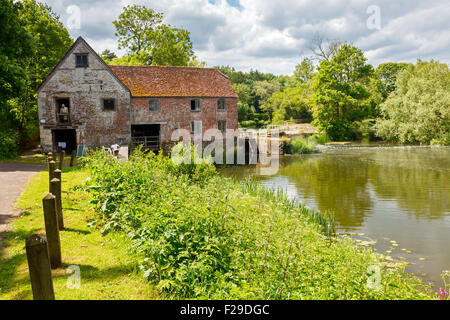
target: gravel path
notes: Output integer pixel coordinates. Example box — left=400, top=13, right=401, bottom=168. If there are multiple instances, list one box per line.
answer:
left=0, top=162, right=44, bottom=243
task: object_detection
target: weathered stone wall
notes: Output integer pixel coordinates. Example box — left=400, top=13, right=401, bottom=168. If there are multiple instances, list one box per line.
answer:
left=37, top=40, right=131, bottom=152
left=131, top=97, right=238, bottom=143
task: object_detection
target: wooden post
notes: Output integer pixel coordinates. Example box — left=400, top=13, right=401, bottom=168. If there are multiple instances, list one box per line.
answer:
left=58, top=150, right=65, bottom=170
left=48, top=160, right=56, bottom=190
left=50, top=174, right=64, bottom=230
left=25, top=234, right=55, bottom=300
left=42, top=194, right=62, bottom=269
left=70, top=150, right=76, bottom=167
left=48, top=152, right=53, bottom=162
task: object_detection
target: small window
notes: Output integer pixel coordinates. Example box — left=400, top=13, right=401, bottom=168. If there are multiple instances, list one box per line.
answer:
left=103, top=99, right=115, bottom=111
left=217, top=98, right=226, bottom=110
left=75, top=54, right=89, bottom=67
left=218, top=120, right=226, bottom=133
left=149, top=99, right=159, bottom=112
left=190, top=99, right=200, bottom=111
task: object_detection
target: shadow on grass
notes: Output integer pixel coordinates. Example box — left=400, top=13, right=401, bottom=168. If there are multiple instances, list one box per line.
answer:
left=0, top=227, right=41, bottom=298
left=63, top=227, right=91, bottom=235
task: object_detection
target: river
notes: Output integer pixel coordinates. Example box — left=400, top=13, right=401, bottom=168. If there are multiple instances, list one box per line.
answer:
left=219, top=145, right=450, bottom=290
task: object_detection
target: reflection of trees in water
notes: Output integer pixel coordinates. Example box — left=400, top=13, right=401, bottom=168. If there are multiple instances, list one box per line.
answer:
left=279, top=155, right=373, bottom=229
left=220, top=147, right=450, bottom=228
left=367, top=148, right=450, bottom=219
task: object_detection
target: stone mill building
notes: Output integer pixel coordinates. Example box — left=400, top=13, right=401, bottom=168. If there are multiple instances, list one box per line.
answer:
left=37, top=37, right=238, bottom=153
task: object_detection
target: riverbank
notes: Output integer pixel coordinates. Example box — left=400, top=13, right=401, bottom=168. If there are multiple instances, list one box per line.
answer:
left=81, top=150, right=434, bottom=299
left=220, top=146, right=450, bottom=293
left=0, top=150, right=438, bottom=299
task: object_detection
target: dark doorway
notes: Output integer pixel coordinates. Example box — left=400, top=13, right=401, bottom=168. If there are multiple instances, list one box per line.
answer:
left=53, top=129, right=77, bottom=153
left=131, top=124, right=160, bottom=150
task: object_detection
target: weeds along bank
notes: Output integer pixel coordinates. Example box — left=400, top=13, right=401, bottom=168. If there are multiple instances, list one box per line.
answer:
left=81, top=150, right=432, bottom=299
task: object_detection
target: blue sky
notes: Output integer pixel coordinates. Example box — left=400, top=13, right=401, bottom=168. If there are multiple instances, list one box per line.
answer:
left=41, top=0, right=450, bottom=75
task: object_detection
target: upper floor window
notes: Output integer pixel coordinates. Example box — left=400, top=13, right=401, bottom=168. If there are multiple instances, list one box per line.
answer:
left=75, top=53, right=89, bottom=67
left=149, top=99, right=159, bottom=112
left=103, top=99, right=115, bottom=111
left=191, top=99, right=200, bottom=111
left=217, top=98, right=226, bottom=111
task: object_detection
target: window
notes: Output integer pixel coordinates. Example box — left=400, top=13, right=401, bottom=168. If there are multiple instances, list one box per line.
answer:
left=149, top=99, right=159, bottom=112
left=191, top=99, right=200, bottom=111
left=218, top=120, right=226, bottom=133
left=75, top=54, right=89, bottom=67
left=103, top=99, right=115, bottom=111
left=217, top=98, right=226, bottom=110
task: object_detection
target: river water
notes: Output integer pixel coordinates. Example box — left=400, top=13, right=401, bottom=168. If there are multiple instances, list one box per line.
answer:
left=219, top=145, right=450, bottom=289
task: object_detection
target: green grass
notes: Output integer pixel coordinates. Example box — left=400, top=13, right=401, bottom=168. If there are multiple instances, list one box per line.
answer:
left=0, top=166, right=157, bottom=300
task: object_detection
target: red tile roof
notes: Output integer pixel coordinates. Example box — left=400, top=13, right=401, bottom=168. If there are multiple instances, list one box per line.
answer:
left=109, top=65, right=238, bottom=98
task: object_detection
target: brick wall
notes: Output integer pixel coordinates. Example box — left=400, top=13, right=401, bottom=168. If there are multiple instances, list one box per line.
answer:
left=131, top=97, right=238, bottom=143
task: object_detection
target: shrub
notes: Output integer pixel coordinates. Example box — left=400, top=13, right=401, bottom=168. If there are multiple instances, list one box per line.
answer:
left=0, top=129, right=18, bottom=159
left=283, top=137, right=317, bottom=154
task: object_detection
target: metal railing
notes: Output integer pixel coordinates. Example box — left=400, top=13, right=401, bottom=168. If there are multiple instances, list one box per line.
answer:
left=131, top=136, right=160, bottom=149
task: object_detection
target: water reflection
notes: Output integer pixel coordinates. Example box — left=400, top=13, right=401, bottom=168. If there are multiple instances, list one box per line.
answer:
left=220, top=146, right=450, bottom=288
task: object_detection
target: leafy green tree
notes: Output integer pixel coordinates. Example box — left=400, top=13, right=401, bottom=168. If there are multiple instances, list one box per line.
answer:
left=233, top=83, right=252, bottom=106
left=113, top=5, right=163, bottom=55
left=294, top=58, right=315, bottom=82
left=267, top=87, right=313, bottom=124
left=100, top=49, right=118, bottom=63
left=312, top=44, right=374, bottom=140
left=151, top=25, right=194, bottom=66
left=375, top=62, right=411, bottom=99
left=0, top=0, right=30, bottom=121
left=254, top=80, right=281, bottom=116
left=375, top=60, right=450, bottom=145
left=17, top=0, right=72, bottom=138
left=113, top=5, right=195, bottom=66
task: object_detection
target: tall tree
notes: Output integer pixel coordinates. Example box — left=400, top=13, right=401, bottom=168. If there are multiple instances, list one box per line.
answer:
left=294, top=57, right=315, bottom=82
left=375, top=60, right=450, bottom=145
left=375, top=62, right=411, bottom=99
left=312, top=44, right=374, bottom=140
left=17, top=0, right=72, bottom=133
left=0, top=0, right=30, bottom=120
left=113, top=5, right=195, bottom=66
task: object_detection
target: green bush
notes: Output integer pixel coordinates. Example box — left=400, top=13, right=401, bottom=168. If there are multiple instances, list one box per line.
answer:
left=0, top=130, right=18, bottom=159
left=82, top=148, right=432, bottom=299
left=284, top=137, right=317, bottom=154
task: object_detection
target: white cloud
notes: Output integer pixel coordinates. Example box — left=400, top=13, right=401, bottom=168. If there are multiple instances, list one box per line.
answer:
left=41, top=0, right=450, bottom=74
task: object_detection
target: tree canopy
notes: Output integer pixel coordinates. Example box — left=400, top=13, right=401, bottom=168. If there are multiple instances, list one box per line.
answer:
left=112, top=5, right=195, bottom=66
left=375, top=61, right=450, bottom=145
left=312, top=44, right=374, bottom=140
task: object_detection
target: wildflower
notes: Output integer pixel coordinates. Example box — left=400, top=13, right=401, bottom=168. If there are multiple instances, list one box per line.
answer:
left=438, top=288, right=449, bottom=300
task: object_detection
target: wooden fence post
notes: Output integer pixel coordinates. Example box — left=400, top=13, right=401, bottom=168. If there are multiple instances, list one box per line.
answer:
left=50, top=174, right=64, bottom=230
left=70, top=150, right=76, bottom=167
left=58, top=150, right=65, bottom=170
left=48, top=152, right=53, bottom=162
left=48, top=160, right=56, bottom=190
left=42, top=194, right=62, bottom=269
left=25, top=234, right=55, bottom=300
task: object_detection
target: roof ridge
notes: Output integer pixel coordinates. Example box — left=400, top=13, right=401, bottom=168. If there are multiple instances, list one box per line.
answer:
left=108, top=64, right=217, bottom=70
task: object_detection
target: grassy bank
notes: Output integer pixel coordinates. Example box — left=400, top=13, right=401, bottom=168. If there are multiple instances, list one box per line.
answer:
left=283, top=134, right=329, bottom=155
left=0, top=166, right=157, bottom=300
left=80, top=149, right=433, bottom=299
